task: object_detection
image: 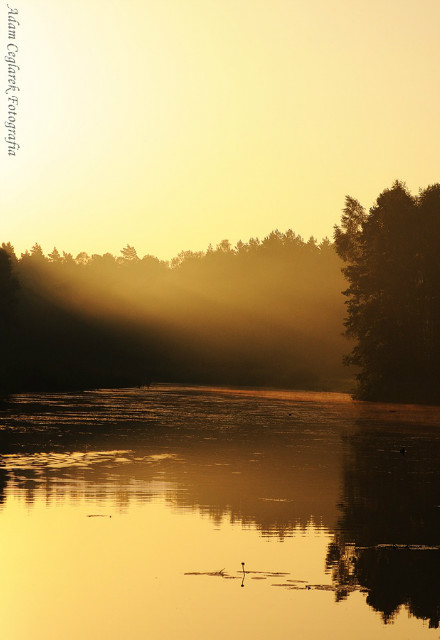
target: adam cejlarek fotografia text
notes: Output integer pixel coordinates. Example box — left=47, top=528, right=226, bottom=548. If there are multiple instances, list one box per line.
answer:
left=4, top=3, right=20, bottom=156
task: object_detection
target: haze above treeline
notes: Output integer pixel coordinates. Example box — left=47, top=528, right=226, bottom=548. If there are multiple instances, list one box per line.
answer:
left=0, top=230, right=349, bottom=393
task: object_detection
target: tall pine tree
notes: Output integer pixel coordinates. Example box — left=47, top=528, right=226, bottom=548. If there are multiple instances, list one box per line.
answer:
left=335, top=181, right=440, bottom=403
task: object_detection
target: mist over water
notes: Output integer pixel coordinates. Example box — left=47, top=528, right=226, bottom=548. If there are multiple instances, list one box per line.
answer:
left=1, top=385, right=439, bottom=639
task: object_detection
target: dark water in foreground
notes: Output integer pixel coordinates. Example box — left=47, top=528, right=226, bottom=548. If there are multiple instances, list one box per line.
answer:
left=0, top=385, right=439, bottom=639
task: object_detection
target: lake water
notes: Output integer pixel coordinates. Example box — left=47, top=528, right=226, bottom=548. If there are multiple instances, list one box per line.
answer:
left=0, top=384, right=439, bottom=639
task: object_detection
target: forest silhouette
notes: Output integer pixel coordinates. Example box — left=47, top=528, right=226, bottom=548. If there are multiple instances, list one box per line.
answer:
left=2, top=180, right=440, bottom=401
left=335, top=181, right=440, bottom=403
left=0, top=231, right=348, bottom=393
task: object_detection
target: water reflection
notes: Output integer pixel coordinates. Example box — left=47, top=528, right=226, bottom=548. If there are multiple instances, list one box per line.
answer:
left=328, top=416, right=440, bottom=628
left=0, top=386, right=348, bottom=533
left=0, top=436, right=341, bottom=535
left=1, top=385, right=440, bottom=636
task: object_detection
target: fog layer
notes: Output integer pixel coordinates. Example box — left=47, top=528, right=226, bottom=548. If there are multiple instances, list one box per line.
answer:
left=0, top=231, right=350, bottom=392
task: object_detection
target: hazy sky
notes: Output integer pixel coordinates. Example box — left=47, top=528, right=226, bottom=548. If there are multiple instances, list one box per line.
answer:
left=1, top=0, right=440, bottom=259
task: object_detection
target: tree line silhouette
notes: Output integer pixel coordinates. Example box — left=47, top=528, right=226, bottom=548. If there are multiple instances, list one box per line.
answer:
left=334, top=181, right=440, bottom=403
left=2, top=180, right=439, bottom=401
left=0, top=231, right=348, bottom=393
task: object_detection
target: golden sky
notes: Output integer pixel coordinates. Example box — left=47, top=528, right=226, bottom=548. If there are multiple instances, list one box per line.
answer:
left=1, top=0, right=440, bottom=259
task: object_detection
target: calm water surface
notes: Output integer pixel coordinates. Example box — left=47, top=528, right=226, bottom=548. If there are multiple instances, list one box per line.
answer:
left=0, top=385, right=439, bottom=639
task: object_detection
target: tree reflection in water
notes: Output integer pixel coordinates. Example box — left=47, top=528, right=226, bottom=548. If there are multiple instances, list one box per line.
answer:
left=327, top=419, right=440, bottom=628
left=1, top=387, right=440, bottom=631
